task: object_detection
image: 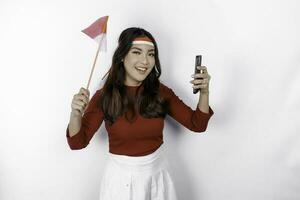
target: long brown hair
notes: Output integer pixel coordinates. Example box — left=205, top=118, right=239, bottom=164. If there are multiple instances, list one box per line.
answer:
left=97, top=27, right=169, bottom=126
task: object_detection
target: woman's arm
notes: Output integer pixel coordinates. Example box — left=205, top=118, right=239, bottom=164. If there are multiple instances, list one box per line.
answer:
left=198, top=92, right=209, bottom=113
left=66, top=89, right=104, bottom=150
left=68, top=112, right=82, bottom=137
left=160, top=82, right=213, bottom=132
left=192, top=65, right=210, bottom=113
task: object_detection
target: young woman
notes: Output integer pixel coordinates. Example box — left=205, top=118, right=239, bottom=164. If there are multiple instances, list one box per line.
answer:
left=66, top=27, right=214, bottom=200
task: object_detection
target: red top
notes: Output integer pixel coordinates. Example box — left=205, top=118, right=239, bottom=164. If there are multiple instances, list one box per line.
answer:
left=66, top=82, right=214, bottom=156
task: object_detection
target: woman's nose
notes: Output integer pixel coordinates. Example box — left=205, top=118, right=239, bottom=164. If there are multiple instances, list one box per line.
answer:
left=140, top=55, right=149, bottom=64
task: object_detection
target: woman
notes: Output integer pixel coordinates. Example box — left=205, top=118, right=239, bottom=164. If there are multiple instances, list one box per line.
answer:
left=66, top=27, right=214, bottom=200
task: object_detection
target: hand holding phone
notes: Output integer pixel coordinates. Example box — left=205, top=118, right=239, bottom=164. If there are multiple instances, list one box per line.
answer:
left=193, top=55, right=204, bottom=94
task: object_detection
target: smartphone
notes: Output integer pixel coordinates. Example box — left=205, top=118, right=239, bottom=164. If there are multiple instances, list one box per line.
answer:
left=193, top=55, right=204, bottom=94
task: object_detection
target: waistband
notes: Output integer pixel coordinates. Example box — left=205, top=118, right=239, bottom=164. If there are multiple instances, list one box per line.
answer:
left=107, top=144, right=166, bottom=172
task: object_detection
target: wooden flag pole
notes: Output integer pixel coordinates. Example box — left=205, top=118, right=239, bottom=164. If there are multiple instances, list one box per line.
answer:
left=86, top=41, right=101, bottom=90
left=101, top=67, right=111, bottom=80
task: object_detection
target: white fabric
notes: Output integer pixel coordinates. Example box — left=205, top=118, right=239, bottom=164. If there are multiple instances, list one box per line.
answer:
left=132, top=41, right=154, bottom=46
left=94, top=33, right=107, bottom=52
left=98, top=144, right=178, bottom=200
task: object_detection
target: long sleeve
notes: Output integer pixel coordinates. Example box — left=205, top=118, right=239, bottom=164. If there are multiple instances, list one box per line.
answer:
left=161, top=83, right=214, bottom=132
left=66, top=89, right=104, bottom=150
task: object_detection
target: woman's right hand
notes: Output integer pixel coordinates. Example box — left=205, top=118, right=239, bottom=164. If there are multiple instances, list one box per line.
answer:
left=71, top=87, right=90, bottom=117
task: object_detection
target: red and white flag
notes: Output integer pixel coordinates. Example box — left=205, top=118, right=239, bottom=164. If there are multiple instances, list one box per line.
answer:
left=81, top=15, right=109, bottom=51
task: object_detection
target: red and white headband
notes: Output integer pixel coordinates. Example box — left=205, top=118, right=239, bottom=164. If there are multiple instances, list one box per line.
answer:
left=132, top=37, right=154, bottom=46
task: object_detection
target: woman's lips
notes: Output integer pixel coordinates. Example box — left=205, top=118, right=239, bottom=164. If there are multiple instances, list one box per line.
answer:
left=135, top=67, right=147, bottom=74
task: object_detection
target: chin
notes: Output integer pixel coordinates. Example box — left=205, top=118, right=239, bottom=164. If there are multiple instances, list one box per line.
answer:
left=135, top=75, right=147, bottom=81
left=136, top=78, right=145, bottom=82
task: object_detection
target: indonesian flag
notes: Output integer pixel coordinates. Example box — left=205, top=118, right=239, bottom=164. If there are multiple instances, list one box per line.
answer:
left=81, top=15, right=109, bottom=52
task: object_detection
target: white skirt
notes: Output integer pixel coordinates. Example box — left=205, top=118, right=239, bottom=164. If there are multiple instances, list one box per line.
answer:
left=98, top=144, right=178, bottom=200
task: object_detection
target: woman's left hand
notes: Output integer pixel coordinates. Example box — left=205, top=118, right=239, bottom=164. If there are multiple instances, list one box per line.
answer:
left=190, top=66, right=210, bottom=94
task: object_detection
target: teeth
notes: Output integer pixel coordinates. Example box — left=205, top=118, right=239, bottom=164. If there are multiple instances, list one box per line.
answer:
left=136, top=67, right=146, bottom=71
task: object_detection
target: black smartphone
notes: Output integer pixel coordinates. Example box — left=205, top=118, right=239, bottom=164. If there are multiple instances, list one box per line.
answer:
left=193, top=55, right=204, bottom=94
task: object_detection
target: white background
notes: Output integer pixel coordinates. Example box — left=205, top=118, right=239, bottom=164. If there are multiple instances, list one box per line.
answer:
left=0, top=0, right=299, bottom=199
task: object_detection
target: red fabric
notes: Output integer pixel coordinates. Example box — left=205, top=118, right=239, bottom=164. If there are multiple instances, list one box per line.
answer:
left=66, top=82, right=214, bottom=156
left=81, top=15, right=108, bottom=39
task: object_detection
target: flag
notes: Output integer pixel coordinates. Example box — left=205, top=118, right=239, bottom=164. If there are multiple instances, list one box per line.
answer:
left=81, top=15, right=109, bottom=51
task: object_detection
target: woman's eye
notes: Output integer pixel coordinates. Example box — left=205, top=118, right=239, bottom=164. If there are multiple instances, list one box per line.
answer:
left=132, top=51, right=154, bottom=57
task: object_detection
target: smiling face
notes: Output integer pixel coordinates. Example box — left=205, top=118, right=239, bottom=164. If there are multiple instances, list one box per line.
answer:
left=123, top=44, right=156, bottom=86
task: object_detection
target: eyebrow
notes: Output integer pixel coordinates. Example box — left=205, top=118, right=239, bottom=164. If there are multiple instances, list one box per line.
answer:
left=131, top=47, right=155, bottom=52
